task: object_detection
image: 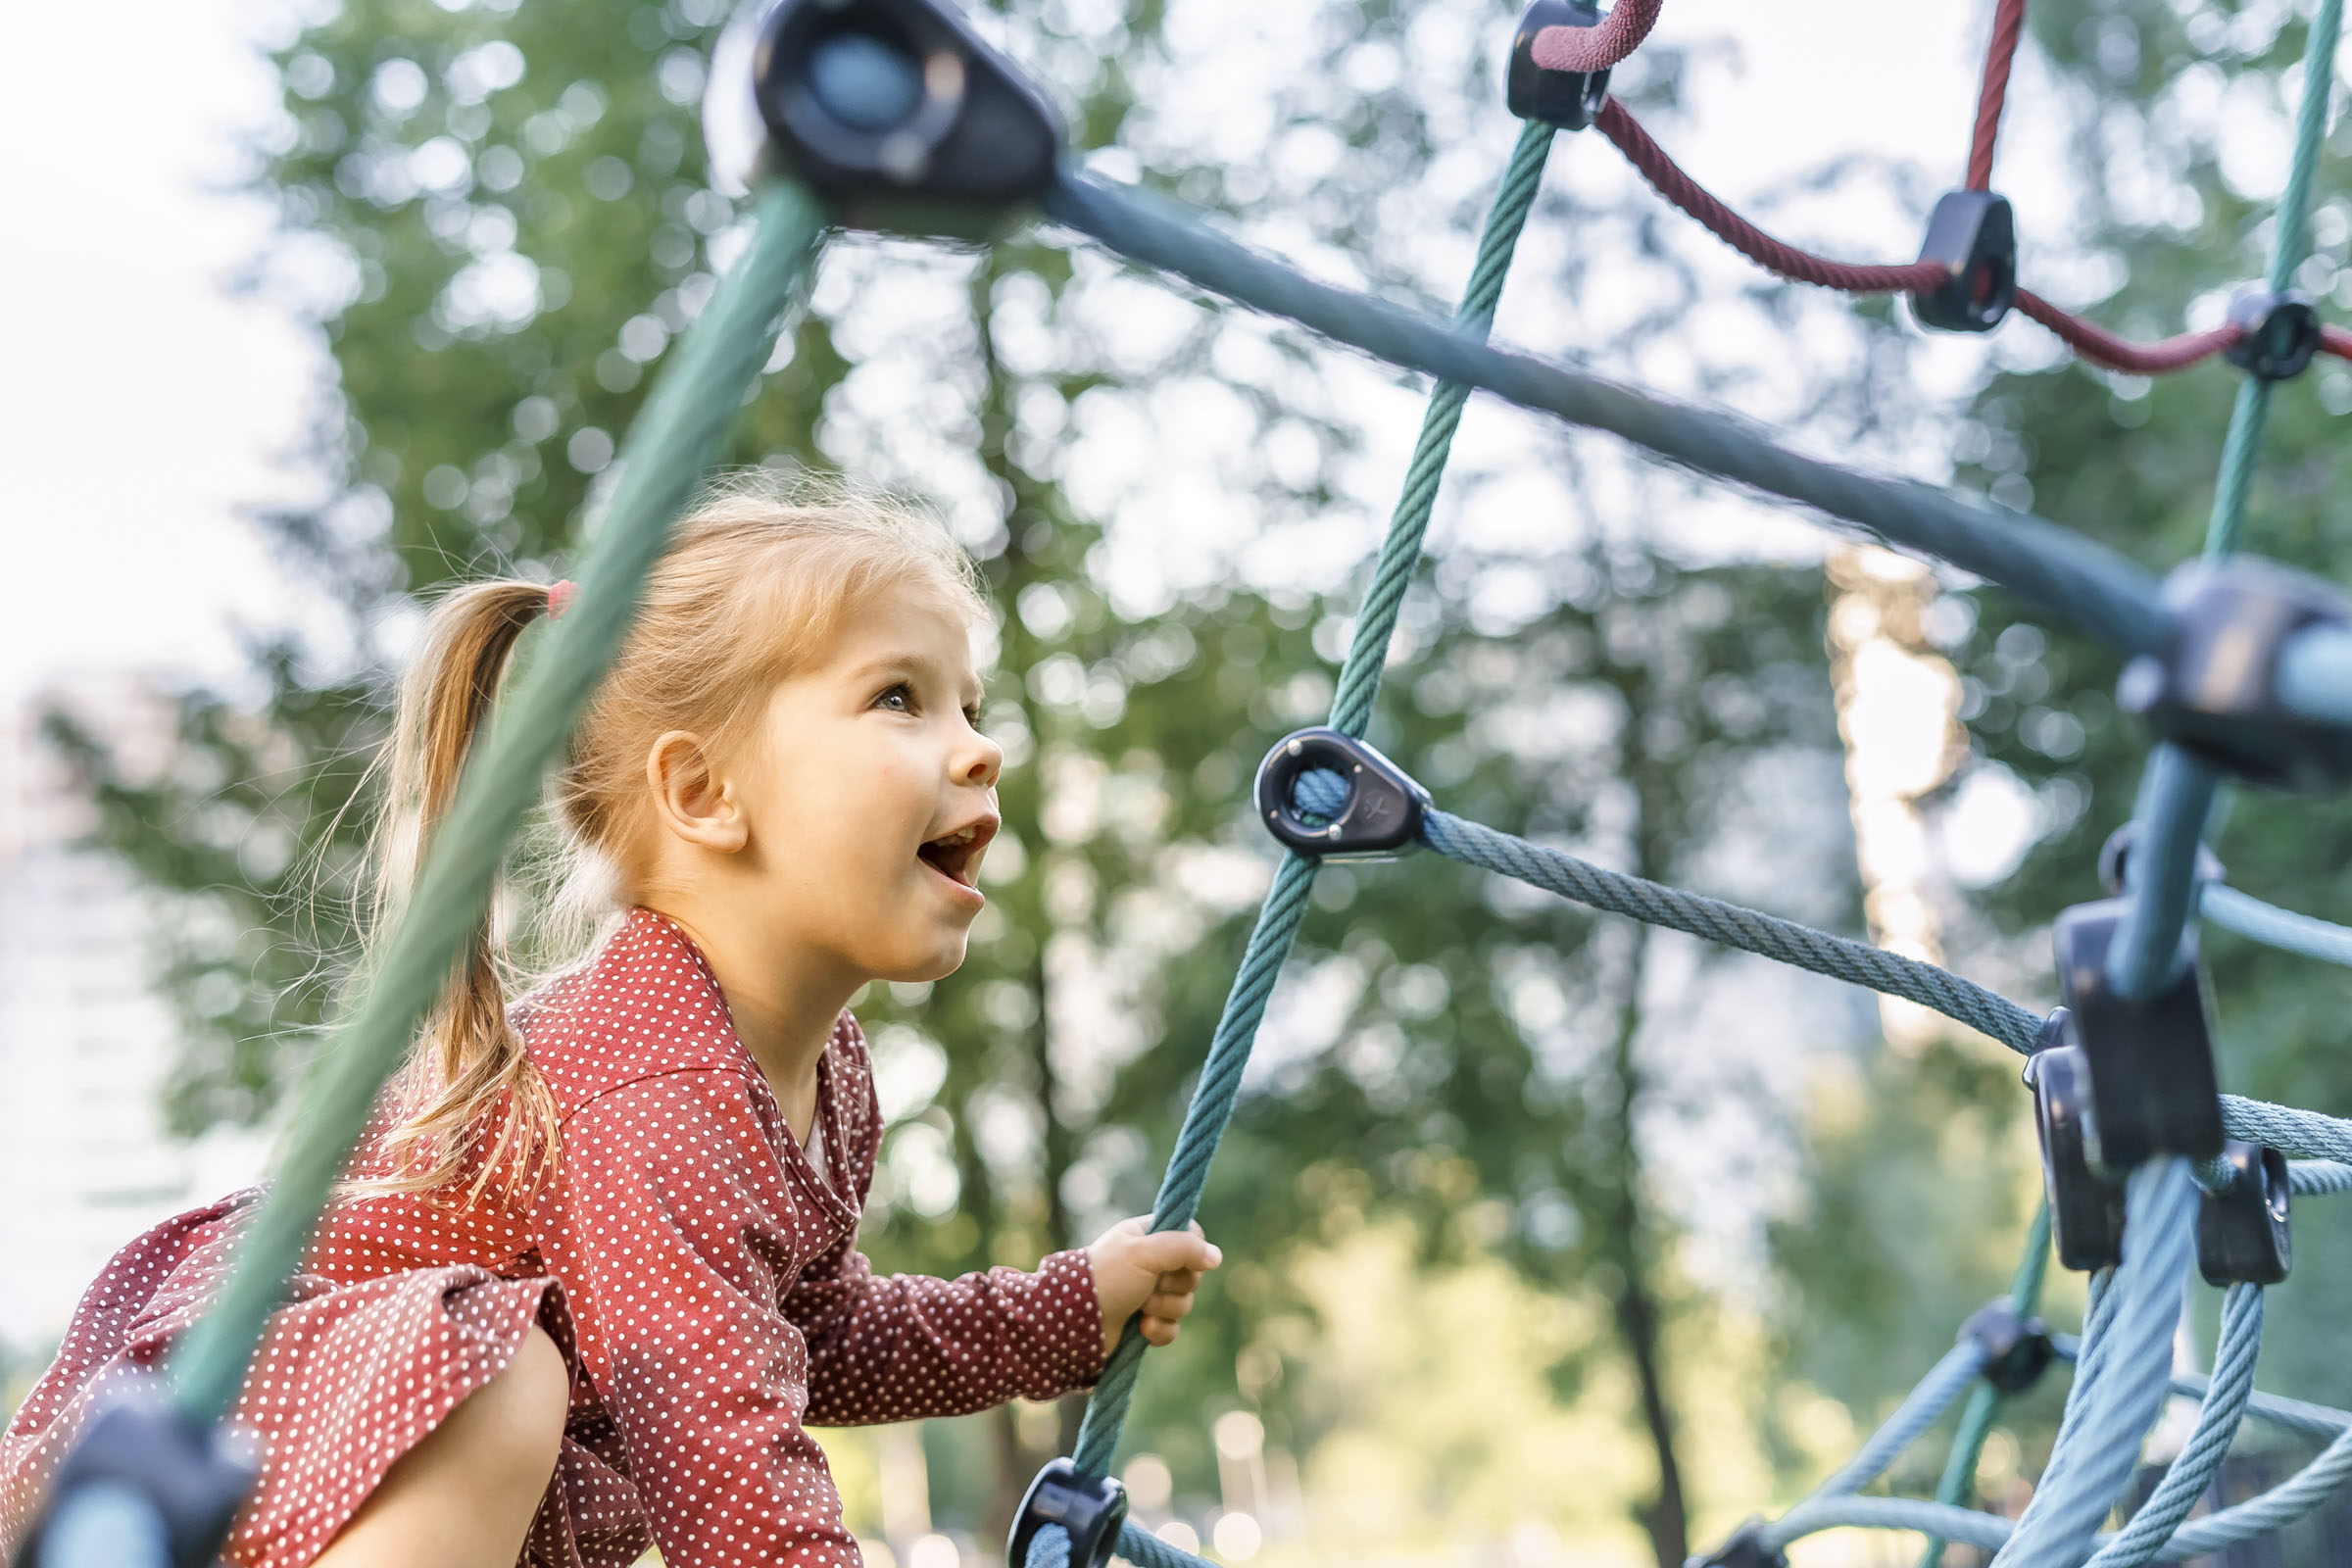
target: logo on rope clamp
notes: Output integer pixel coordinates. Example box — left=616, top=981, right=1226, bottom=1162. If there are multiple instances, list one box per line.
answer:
left=2197, top=1140, right=2292, bottom=1286
left=1506, top=0, right=1611, bottom=131
left=710, top=0, right=1063, bottom=234
left=1911, top=191, right=2017, bottom=332
left=1254, top=727, right=1431, bottom=860
left=2118, top=559, right=2352, bottom=795
left=1008, top=1458, right=1128, bottom=1568
left=2026, top=1009, right=2127, bottom=1272
left=2052, top=901, right=2226, bottom=1169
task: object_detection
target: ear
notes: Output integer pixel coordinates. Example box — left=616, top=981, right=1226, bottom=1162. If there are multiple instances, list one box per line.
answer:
left=646, top=730, right=748, bottom=854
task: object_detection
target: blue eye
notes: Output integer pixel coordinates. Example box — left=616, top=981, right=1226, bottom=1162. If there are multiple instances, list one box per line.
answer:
left=876, top=683, right=913, bottom=711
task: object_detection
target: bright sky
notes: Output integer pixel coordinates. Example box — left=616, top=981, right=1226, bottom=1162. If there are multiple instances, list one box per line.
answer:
left=0, top=0, right=2026, bottom=705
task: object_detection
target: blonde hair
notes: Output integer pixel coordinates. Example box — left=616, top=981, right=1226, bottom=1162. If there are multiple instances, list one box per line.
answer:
left=368, top=473, right=988, bottom=1199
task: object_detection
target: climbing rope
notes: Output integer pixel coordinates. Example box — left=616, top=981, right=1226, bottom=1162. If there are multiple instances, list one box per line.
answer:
left=1062, top=112, right=1559, bottom=1484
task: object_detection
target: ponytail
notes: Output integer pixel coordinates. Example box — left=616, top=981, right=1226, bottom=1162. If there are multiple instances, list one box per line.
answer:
left=367, top=580, right=563, bottom=1202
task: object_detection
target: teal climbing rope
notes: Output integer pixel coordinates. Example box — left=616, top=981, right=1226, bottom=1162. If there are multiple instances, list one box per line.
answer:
left=167, top=182, right=829, bottom=1426
left=1061, top=117, right=1558, bottom=1484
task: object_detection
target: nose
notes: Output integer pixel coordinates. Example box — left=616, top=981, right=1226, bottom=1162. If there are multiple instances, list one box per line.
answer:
left=957, top=725, right=1004, bottom=790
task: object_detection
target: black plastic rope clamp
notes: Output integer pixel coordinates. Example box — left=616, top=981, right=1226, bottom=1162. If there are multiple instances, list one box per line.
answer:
left=2197, top=1139, right=2292, bottom=1286
left=1008, top=1459, right=1128, bottom=1568
left=1693, top=1518, right=1788, bottom=1568
left=739, top=0, right=1063, bottom=234
left=2225, top=288, right=2321, bottom=381
left=1506, top=0, right=1611, bottom=130
left=2117, top=558, right=2352, bottom=795
left=1254, top=727, right=1431, bottom=860
left=2051, top=901, right=2225, bottom=1169
left=1911, top=190, right=2017, bottom=332
left=15, top=1395, right=256, bottom=1568
left=2097, top=820, right=2226, bottom=899
left=1960, top=1299, right=2055, bottom=1395
left=2026, top=1009, right=2128, bottom=1272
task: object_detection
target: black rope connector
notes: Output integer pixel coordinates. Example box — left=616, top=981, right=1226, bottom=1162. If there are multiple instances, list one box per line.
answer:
left=1506, top=0, right=1611, bottom=130
left=1008, top=1459, right=1128, bottom=1568
left=1691, top=1518, right=1788, bottom=1568
left=1254, top=727, right=1430, bottom=859
left=2051, top=902, right=2225, bottom=1169
left=2198, top=1139, right=2293, bottom=1286
left=738, top=0, right=1063, bottom=234
left=2224, top=288, right=2321, bottom=381
left=2026, top=1009, right=2128, bottom=1272
left=1911, top=191, right=2017, bottom=332
left=1960, top=1299, right=2056, bottom=1395
left=2118, top=559, right=2352, bottom=795
left=2097, top=820, right=2226, bottom=899
left=15, top=1395, right=256, bottom=1568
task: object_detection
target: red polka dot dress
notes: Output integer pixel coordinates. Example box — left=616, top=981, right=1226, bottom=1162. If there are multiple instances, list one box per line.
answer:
left=0, top=908, right=1106, bottom=1567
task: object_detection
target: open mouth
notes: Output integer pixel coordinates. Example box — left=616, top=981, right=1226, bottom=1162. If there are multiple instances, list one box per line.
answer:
left=916, top=817, right=997, bottom=891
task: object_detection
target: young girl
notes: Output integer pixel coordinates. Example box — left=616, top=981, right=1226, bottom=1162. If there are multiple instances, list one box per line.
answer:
left=0, top=478, right=1221, bottom=1568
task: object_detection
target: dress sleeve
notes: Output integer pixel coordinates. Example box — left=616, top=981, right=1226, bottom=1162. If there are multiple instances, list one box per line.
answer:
left=534, top=1070, right=860, bottom=1568
left=788, top=1237, right=1105, bottom=1425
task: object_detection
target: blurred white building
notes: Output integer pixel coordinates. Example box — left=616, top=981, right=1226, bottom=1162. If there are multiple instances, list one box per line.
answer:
left=0, top=679, right=266, bottom=1374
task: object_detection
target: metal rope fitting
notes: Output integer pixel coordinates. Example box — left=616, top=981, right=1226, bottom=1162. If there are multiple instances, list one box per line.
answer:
left=1959, top=1299, right=2055, bottom=1395
left=2118, top=559, right=2352, bottom=795
left=1506, top=0, right=1611, bottom=130
left=17, top=1394, right=256, bottom=1568
left=2225, top=288, right=2322, bottom=380
left=1254, top=727, right=1430, bottom=859
left=709, top=0, right=1062, bottom=234
left=1692, top=1518, right=1788, bottom=1568
left=2197, top=1139, right=2292, bottom=1286
left=2097, top=820, right=2226, bottom=898
left=1911, top=191, right=2017, bottom=331
left=2052, top=901, right=2226, bottom=1169
left=1008, top=1459, right=1128, bottom=1568
left=2026, top=1011, right=2128, bottom=1271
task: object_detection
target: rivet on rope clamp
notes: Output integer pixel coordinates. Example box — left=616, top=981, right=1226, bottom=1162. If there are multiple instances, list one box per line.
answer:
left=17, top=1396, right=256, bottom=1568
left=2097, top=820, right=2226, bottom=899
left=1506, top=0, right=1611, bottom=130
left=2052, top=902, right=2226, bottom=1168
left=1909, top=191, right=2016, bottom=332
left=1692, top=1518, right=1788, bottom=1568
left=1008, top=1459, right=1128, bottom=1568
left=2224, top=288, right=2322, bottom=381
left=2118, top=559, right=2352, bottom=795
left=1959, top=1298, right=2055, bottom=1395
left=2197, top=1139, right=2292, bottom=1286
left=1254, top=726, right=1430, bottom=860
left=725, top=0, right=1062, bottom=234
left=2025, top=1010, right=2127, bottom=1271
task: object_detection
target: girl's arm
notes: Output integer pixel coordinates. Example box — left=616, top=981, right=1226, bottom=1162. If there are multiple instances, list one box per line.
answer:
left=786, top=1232, right=1105, bottom=1425
left=534, top=1069, right=863, bottom=1568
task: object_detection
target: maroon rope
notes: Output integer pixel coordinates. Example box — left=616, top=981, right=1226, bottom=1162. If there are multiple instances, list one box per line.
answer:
left=1968, top=0, right=2028, bottom=191
left=2013, top=290, right=2241, bottom=373
left=1531, top=0, right=1664, bottom=74
left=1596, top=100, right=1947, bottom=292
left=2322, top=324, right=2352, bottom=362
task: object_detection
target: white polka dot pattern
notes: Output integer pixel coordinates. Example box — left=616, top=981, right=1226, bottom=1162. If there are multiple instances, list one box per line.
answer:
left=0, top=908, right=1106, bottom=1568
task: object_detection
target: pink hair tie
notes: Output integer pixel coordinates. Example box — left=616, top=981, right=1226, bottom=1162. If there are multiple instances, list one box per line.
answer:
left=547, top=580, right=578, bottom=620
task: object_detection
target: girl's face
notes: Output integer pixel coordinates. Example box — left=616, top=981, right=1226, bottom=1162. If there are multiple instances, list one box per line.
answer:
left=733, top=578, right=1004, bottom=985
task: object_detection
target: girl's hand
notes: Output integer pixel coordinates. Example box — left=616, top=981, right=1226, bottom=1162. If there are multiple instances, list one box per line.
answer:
left=1086, top=1217, right=1222, bottom=1355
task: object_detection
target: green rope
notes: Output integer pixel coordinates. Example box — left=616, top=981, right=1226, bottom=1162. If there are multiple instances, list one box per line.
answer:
left=2200, top=0, right=2340, bottom=560
left=1919, top=1202, right=2053, bottom=1568
left=169, top=182, right=829, bottom=1425
left=1060, top=117, right=1557, bottom=1484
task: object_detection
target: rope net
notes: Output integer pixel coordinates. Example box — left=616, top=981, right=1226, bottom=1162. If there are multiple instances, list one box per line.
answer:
left=28, top=0, right=2352, bottom=1566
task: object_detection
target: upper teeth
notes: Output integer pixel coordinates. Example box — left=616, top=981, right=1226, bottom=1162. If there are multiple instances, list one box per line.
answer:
left=936, top=825, right=980, bottom=846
